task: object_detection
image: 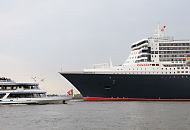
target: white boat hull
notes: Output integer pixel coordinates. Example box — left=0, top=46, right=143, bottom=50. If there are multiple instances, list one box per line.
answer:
left=0, top=96, right=72, bottom=105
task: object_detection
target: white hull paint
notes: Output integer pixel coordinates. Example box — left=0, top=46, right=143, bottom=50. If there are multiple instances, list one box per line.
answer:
left=0, top=96, right=72, bottom=105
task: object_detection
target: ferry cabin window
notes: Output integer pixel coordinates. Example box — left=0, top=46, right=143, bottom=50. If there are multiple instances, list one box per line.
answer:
left=7, top=87, right=11, bottom=90
left=0, top=94, right=5, bottom=98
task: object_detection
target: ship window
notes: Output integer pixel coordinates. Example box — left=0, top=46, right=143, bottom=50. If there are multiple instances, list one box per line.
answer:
left=181, top=71, right=184, bottom=73
left=181, top=67, right=184, bottom=69
left=156, top=64, right=159, bottom=66
left=152, top=64, right=155, bottom=66
left=177, top=71, right=180, bottom=73
left=185, top=67, right=188, bottom=69
left=186, top=71, right=188, bottom=73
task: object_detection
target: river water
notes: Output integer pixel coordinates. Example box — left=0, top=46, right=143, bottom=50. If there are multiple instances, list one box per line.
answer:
left=0, top=101, right=190, bottom=130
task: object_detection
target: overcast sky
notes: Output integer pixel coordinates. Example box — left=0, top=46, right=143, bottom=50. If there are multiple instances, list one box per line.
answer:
left=0, top=0, right=190, bottom=94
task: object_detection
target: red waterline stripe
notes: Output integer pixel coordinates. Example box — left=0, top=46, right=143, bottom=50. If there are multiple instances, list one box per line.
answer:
left=83, top=97, right=190, bottom=101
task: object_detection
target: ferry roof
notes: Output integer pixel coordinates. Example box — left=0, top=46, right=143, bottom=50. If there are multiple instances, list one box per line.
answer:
left=0, top=82, right=38, bottom=86
left=0, top=90, right=46, bottom=94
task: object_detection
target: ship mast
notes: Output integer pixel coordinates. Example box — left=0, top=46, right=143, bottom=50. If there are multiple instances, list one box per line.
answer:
left=154, top=24, right=166, bottom=38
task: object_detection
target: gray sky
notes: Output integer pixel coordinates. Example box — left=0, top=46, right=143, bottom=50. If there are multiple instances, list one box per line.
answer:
left=0, top=0, right=190, bottom=94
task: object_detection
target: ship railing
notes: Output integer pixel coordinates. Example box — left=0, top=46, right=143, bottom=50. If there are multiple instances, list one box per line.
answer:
left=93, top=63, right=111, bottom=69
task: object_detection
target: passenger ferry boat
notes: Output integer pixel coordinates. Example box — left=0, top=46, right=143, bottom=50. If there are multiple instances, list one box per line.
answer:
left=0, top=77, right=71, bottom=104
left=60, top=25, right=190, bottom=101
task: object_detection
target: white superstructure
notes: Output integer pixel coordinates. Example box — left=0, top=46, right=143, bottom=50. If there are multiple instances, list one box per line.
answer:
left=84, top=25, right=190, bottom=75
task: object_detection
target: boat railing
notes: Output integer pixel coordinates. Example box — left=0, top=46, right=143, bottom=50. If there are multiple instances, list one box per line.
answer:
left=93, top=63, right=110, bottom=69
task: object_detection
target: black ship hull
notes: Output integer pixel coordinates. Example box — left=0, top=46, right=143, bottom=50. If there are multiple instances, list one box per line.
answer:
left=60, top=73, right=190, bottom=101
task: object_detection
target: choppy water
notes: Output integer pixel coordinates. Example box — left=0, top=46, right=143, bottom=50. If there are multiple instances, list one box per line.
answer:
left=1, top=101, right=190, bottom=130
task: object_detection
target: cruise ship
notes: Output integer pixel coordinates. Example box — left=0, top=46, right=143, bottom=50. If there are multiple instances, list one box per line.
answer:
left=0, top=77, right=71, bottom=104
left=60, top=25, right=190, bottom=101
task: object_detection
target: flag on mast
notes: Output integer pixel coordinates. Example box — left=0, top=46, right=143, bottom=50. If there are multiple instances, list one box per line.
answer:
left=161, top=25, right=166, bottom=32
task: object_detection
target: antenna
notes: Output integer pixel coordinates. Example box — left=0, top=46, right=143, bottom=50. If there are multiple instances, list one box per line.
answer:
left=61, top=65, right=63, bottom=72
left=31, top=77, right=46, bottom=83
left=31, top=77, right=37, bottom=82
left=40, top=78, right=46, bottom=82
left=109, top=58, right=113, bottom=68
